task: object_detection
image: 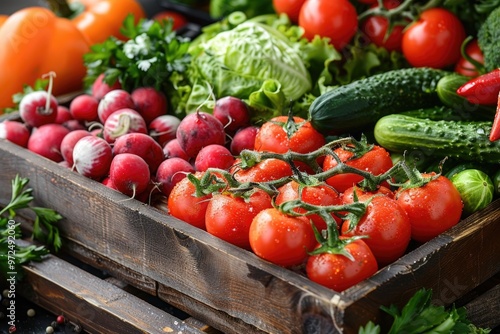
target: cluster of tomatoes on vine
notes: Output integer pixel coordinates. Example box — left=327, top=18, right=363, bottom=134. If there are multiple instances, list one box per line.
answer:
left=165, top=113, right=464, bottom=292
left=273, top=0, right=482, bottom=75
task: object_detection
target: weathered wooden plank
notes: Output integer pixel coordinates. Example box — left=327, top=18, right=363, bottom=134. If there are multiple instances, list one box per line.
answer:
left=61, top=238, right=158, bottom=296
left=2, top=136, right=499, bottom=334
left=464, top=281, right=500, bottom=329
left=20, top=254, right=206, bottom=334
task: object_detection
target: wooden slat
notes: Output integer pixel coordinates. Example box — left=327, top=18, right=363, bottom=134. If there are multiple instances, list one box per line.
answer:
left=61, top=238, right=158, bottom=296
left=2, top=137, right=500, bottom=333
left=464, top=282, right=500, bottom=329
left=20, top=254, right=206, bottom=334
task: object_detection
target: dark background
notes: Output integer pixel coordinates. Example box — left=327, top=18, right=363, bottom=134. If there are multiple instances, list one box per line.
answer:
left=0, top=0, right=163, bottom=17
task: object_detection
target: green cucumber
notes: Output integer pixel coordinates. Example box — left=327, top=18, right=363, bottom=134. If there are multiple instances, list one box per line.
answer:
left=374, top=114, right=500, bottom=163
left=309, top=67, right=448, bottom=135
left=400, top=106, right=475, bottom=121
left=436, top=74, right=495, bottom=120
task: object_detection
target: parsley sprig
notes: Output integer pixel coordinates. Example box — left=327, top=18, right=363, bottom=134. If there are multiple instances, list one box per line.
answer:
left=359, top=288, right=491, bottom=334
left=83, top=15, right=191, bottom=93
left=0, top=175, right=63, bottom=280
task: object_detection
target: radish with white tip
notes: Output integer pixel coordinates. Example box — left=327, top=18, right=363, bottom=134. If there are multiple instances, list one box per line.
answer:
left=0, top=120, right=31, bottom=147
left=19, top=72, right=59, bottom=128
left=103, top=108, right=147, bottom=143
left=97, top=89, right=136, bottom=123
left=149, top=114, right=181, bottom=147
left=73, top=136, right=113, bottom=180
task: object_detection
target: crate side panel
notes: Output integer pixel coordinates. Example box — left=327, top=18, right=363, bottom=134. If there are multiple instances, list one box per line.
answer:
left=0, top=141, right=347, bottom=333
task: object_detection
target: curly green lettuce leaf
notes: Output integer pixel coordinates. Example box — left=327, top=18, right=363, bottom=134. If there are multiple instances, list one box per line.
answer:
left=246, top=79, right=286, bottom=123
left=193, top=21, right=312, bottom=100
left=329, top=35, right=409, bottom=86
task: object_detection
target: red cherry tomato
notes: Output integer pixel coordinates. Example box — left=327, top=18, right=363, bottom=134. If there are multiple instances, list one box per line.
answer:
left=153, top=11, right=188, bottom=30
left=402, top=8, right=466, bottom=69
left=454, top=39, right=485, bottom=77
left=254, top=116, right=325, bottom=155
left=306, top=237, right=378, bottom=292
left=342, top=185, right=394, bottom=202
left=254, top=115, right=325, bottom=173
left=360, top=0, right=406, bottom=52
left=249, top=208, right=317, bottom=267
left=395, top=173, right=463, bottom=243
left=273, top=0, right=307, bottom=23
left=323, top=145, right=393, bottom=193
left=341, top=194, right=411, bottom=266
left=205, top=190, right=273, bottom=250
left=232, top=158, right=293, bottom=183
left=275, top=180, right=342, bottom=231
left=167, top=172, right=211, bottom=230
left=298, top=0, right=358, bottom=50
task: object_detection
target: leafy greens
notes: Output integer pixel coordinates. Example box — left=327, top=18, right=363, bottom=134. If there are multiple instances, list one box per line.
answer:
left=0, top=175, right=63, bottom=281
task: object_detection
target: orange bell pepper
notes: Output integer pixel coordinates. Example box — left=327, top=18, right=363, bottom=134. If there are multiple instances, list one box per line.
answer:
left=49, top=0, right=146, bottom=45
left=0, top=7, right=91, bottom=112
left=0, top=15, right=7, bottom=28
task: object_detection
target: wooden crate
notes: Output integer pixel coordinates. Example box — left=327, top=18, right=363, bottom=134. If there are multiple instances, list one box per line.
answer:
left=18, top=251, right=213, bottom=334
left=1, top=137, right=500, bottom=333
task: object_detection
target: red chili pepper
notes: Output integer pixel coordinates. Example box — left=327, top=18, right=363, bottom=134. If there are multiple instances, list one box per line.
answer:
left=456, top=68, right=500, bottom=106
left=489, top=91, right=500, bottom=142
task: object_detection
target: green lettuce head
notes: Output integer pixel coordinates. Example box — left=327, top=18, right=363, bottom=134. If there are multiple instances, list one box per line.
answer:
left=184, top=21, right=313, bottom=119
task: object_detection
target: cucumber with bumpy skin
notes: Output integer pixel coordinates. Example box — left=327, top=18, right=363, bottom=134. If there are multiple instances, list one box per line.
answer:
left=400, top=106, right=474, bottom=121
left=374, top=114, right=500, bottom=163
left=309, top=67, right=448, bottom=135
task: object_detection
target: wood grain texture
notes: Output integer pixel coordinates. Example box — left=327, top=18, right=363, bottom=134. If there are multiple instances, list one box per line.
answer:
left=20, top=254, right=206, bottom=334
left=464, top=280, right=500, bottom=329
left=1, top=137, right=499, bottom=334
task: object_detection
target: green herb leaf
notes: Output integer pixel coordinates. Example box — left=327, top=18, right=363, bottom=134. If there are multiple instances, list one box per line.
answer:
left=83, top=14, right=192, bottom=95
left=0, top=175, right=63, bottom=280
left=359, top=288, right=492, bottom=334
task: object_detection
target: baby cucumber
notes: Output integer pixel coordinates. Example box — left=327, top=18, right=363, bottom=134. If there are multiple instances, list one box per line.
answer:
left=374, top=114, right=500, bottom=164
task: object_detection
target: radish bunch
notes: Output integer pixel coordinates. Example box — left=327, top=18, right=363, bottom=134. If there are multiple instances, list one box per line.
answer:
left=1, top=78, right=257, bottom=203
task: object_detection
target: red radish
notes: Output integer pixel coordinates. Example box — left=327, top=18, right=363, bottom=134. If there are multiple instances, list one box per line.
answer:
left=27, top=124, right=70, bottom=162
left=0, top=120, right=31, bottom=147
left=131, top=87, right=168, bottom=125
left=73, top=136, right=113, bottom=179
left=55, top=106, right=73, bottom=124
left=135, top=182, right=162, bottom=204
left=176, top=111, right=226, bottom=158
left=58, top=160, right=71, bottom=168
left=70, top=94, right=99, bottom=122
left=149, top=114, right=181, bottom=146
left=62, top=119, right=86, bottom=132
left=102, top=176, right=118, bottom=190
left=90, top=127, right=103, bottom=136
left=19, top=72, right=59, bottom=128
left=19, top=90, right=58, bottom=128
left=103, top=108, right=147, bottom=143
left=155, top=157, right=195, bottom=197
left=194, top=144, right=235, bottom=172
left=110, top=153, right=151, bottom=197
left=92, top=73, right=122, bottom=100
left=213, top=96, right=251, bottom=134
left=60, top=129, right=92, bottom=166
left=163, top=138, right=189, bottom=161
left=230, top=126, right=259, bottom=155
left=113, top=133, right=165, bottom=173
left=97, top=89, right=136, bottom=123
